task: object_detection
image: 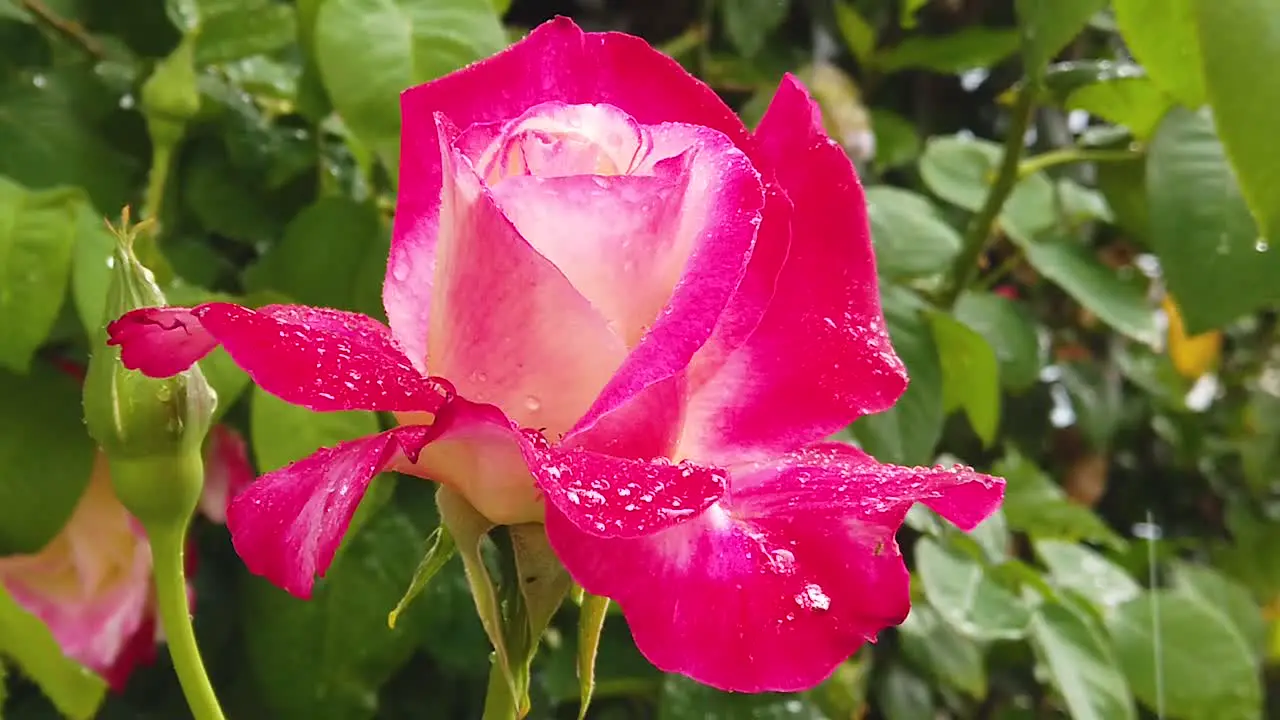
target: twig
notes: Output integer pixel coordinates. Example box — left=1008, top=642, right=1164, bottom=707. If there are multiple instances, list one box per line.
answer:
left=20, top=0, right=104, bottom=59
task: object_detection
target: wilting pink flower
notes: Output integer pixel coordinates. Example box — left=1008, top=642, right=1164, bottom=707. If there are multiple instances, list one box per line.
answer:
left=0, top=428, right=252, bottom=689
left=106, top=18, right=1003, bottom=692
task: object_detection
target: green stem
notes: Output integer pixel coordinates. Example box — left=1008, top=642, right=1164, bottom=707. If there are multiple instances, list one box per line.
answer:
left=1017, top=147, right=1140, bottom=178
left=150, top=526, right=226, bottom=720
left=136, top=141, right=175, bottom=284
left=939, top=88, right=1037, bottom=308
left=481, top=658, right=519, bottom=720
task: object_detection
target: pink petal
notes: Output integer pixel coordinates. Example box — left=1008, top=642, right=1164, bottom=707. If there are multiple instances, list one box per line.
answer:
left=545, top=442, right=1003, bottom=692
left=677, top=76, right=907, bottom=465
left=199, top=424, right=255, bottom=525
left=226, top=426, right=435, bottom=598
left=387, top=17, right=754, bottom=369
left=427, top=115, right=628, bottom=435
left=523, top=437, right=726, bottom=538
left=107, top=303, right=451, bottom=414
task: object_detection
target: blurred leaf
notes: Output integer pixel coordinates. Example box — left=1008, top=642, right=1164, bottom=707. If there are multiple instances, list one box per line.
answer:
left=1107, top=591, right=1262, bottom=720
left=246, top=198, right=386, bottom=313
left=386, top=524, right=456, bottom=629
left=1034, top=540, right=1140, bottom=615
left=1112, top=0, right=1205, bottom=107
left=0, top=178, right=79, bottom=371
left=866, top=186, right=961, bottom=278
left=1195, top=0, right=1280, bottom=252
left=1042, top=59, right=1147, bottom=100
left=69, top=203, right=118, bottom=339
left=313, top=0, right=505, bottom=160
left=1147, top=107, right=1280, bottom=332
left=0, top=586, right=106, bottom=720
left=1171, top=562, right=1267, bottom=658
left=916, top=537, right=1031, bottom=641
left=929, top=311, right=1000, bottom=444
left=876, top=663, right=935, bottom=720
left=720, top=0, right=789, bottom=58
left=249, top=385, right=380, bottom=473
left=181, top=144, right=284, bottom=246
left=1029, top=601, right=1135, bottom=720
left=1095, top=157, right=1149, bottom=240
left=852, top=287, right=943, bottom=465
left=1066, top=76, right=1172, bottom=139
left=953, top=291, right=1041, bottom=392
left=0, top=73, right=138, bottom=212
left=658, top=675, right=828, bottom=719
left=196, top=0, right=297, bottom=65
left=576, top=593, right=610, bottom=719
left=1016, top=236, right=1157, bottom=345
left=920, top=137, right=1055, bottom=230
left=1015, top=0, right=1108, bottom=73
left=806, top=654, right=871, bottom=719
left=240, top=482, right=448, bottom=720
left=993, top=452, right=1125, bottom=550
left=876, top=27, right=1021, bottom=74
left=870, top=109, right=920, bottom=170
left=833, top=1, right=875, bottom=65
left=899, top=604, right=987, bottom=698
left=0, top=366, right=96, bottom=556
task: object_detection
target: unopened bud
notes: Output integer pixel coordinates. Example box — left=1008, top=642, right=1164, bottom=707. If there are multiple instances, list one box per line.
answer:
left=83, top=210, right=215, bottom=530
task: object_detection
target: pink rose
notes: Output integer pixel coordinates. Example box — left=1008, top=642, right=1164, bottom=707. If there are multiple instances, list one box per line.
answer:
left=106, top=18, right=1003, bottom=692
left=0, top=426, right=252, bottom=689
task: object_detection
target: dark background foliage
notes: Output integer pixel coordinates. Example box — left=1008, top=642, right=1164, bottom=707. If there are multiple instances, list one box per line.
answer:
left=1, top=0, right=1279, bottom=718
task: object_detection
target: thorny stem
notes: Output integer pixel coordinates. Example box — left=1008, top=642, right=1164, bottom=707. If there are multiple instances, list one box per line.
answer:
left=939, top=88, right=1037, bottom=309
left=150, top=526, right=226, bottom=720
left=19, top=0, right=104, bottom=58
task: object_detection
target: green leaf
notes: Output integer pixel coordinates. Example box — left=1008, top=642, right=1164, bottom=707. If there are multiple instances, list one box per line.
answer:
left=0, top=586, right=106, bottom=720
left=1095, top=157, right=1150, bottom=241
left=1066, top=76, right=1172, bottom=139
left=576, top=593, right=610, bottom=720
left=833, top=1, right=875, bottom=65
left=806, top=654, right=872, bottom=720
left=876, top=663, right=935, bottom=720
left=869, top=109, right=920, bottom=171
left=1146, top=107, right=1280, bottom=332
left=249, top=385, right=381, bottom=473
left=919, top=136, right=1055, bottom=227
left=1195, top=0, right=1280, bottom=261
left=852, top=287, right=943, bottom=465
left=929, top=311, right=1000, bottom=445
left=953, top=291, right=1041, bottom=392
left=916, top=537, right=1031, bottom=641
left=899, top=604, right=987, bottom=698
left=720, top=0, right=790, bottom=58
left=313, top=0, right=505, bottom=158
left=1034, top=540, right=1140, bottom=615
left=181, top=144, right=284, bottom=246
left=992, top=452, right=1125, bottom=550
left=69, top=203, right=117, bottom=339
left=1112, top=0, right=1205, bottom=107
left=0, top=74, right=138, bottom=212
left=1015, top=0, right=1108, bottom=73
left=196, top=0, right=297, bottom=64
left=866, top=186, right=962, bottom=278
left=1016, top=236, right=1157, bottom=345
left=1030, top=601, right=1135, bottom=720
left=1107, top=591, right=1263, bottom=720
left=0, top=365, right=96, bottom=555
left=658, top=674, right=828, bottom=719
left=0, top=178, right=79, bottom=371
left=1171, top=562, right=1267, bottom=658
left=240, top=482, right=460, bottom=720
left=245, top=198, right=387, bottom=314
left=386, top=524, right=456, bottom=629
left=876, top=27, right=1021, bottom=74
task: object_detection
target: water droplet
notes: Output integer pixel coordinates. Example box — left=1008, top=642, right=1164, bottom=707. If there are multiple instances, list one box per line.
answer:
left=794, top=583, right=831, bottom=611
left=591, top=176, right=609, bottom=189
left=770, top=548, right=796, bottom=574
left=391, top=264, right=409, bottom=282
left=524, top=395, right=542, bottom=412
left=31, top=73, right=46, bottom=88
left=118, top=94, right=135, bottom=109
left=1256, top=237, right=1270, bottom=252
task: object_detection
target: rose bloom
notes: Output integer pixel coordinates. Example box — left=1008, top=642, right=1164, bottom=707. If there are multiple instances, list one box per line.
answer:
left=107, top=19, right=1003, bottom=692
left=0, top=426, right=252, bottom=689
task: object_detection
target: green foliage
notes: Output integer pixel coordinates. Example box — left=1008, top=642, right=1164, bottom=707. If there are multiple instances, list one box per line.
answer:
left=2, top=0, right=1280, bottom=718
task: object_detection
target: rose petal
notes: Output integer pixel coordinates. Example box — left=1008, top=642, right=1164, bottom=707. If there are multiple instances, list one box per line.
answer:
left=677, top=76, right=907, bottom=465
left=199, top=425, right=255, bottom=525
left=545, top=442, right=1003, bottom=692
left=226, top=426, right=435, bottom=598
left=387, top=17, right=755, bottom=368
left=525, top=440, right=726, bottom=539
left=107, top=303, right=450, bottom=414
left=428, top=114, right=628, bottom=435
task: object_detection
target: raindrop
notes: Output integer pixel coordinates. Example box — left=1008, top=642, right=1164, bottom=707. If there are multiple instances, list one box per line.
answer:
left=391, top=264, right=409, bottom=282
left=119, top=94, right=135, bottom=110
left=1256, top=238, right=1270, bottom=252
left=524, top=396, right=542, bottom=412
left=31, top=73, right=46, bottom=88
left=794, top=583, right=831, bottom=611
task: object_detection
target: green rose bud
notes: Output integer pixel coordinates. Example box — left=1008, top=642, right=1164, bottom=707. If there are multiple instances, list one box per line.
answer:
left=83, top=211, right=216, bottom=531
left=140, top=33, right=201, bottom=151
